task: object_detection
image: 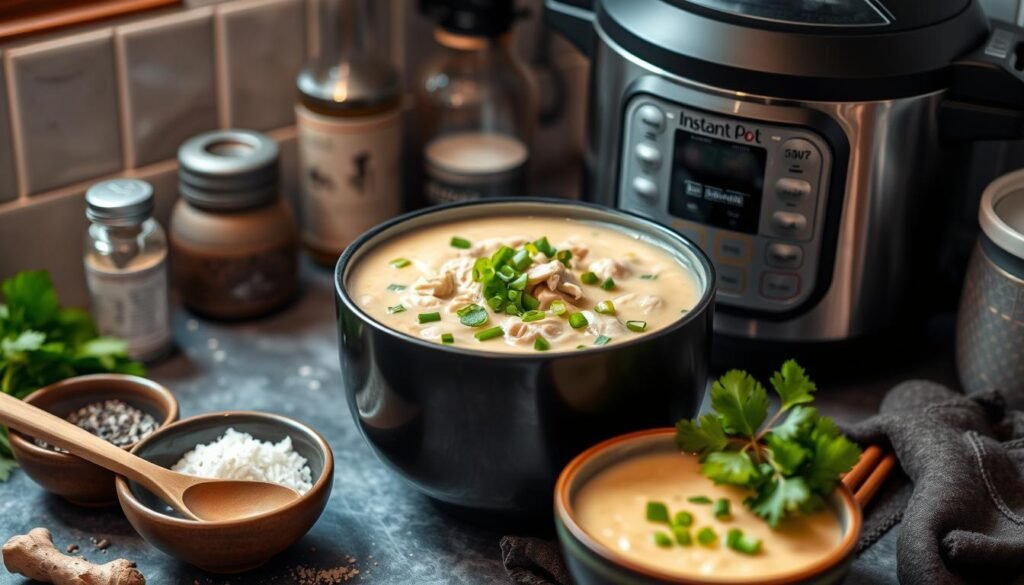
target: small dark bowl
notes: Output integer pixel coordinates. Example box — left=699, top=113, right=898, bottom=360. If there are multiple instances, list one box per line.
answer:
left=334, top=198, right=715, bottom=516
left=115, top=412, right=334, bottom=574
left=8, top=374, right=179, bottom=506
left=555, top=429, right=862, bottom=585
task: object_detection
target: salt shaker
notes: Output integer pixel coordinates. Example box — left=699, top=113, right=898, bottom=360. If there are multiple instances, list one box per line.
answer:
left=957, top=169, right=1024, bottom=406
left=84, top=178, right=172, bottom=362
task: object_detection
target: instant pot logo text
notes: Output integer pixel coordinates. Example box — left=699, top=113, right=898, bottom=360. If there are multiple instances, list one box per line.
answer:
left=679, top=111, right=761, bottom=144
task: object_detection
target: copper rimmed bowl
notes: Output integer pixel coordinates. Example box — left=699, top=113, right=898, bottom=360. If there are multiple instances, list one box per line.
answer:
left=555, top=429, right=862, bottom=585
left=8, top=374, right=179, bottom=506
left=334, top=198, right=716, bottom=517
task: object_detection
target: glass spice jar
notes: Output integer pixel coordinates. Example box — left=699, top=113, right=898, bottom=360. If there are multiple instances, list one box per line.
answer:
left=170, top=130, right=299, bottom=320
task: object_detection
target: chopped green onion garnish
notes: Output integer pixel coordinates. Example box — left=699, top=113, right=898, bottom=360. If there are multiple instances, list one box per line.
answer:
left=581, top=271, right=599, bottom=285
left=525, top=243, right=540, bottom=256
left=594, top=335, right=612, bottom=346
left=511, top=249, right=532, bottom=271
left=697, top=527, right=717, bottom=546
left=534, top=336, right=550, bottom=351
left=522, top=310, right=545, bottom=322
left=688, top=496, right=712, bottom=505
left=646, top=501, right=670, bottom=523
left=673, top=527, right=692, bottom=546
left=491, top=245, right=514, bottom=267
left=600, top=277, right=616, bottom=291
left=713, top=498, right=731, bottom=520
left=389, top=258, right=411, bottom=268
left=534, top=236, right=555, bottom=257
left=441, top=333, right=454, bottom=344
left=522, top=293, right=540, bottom=311
left=726, top=529, right=762, bottom=556
left=594, top=300, right=616, bottom=315
left=418, top=312, right=441, bottom=324
left=457, top=304, right=489, bottom=327
left=652, top=531, right=673, bottom=548
left=386, top=283, right=406, bottom=291
left=387, top=304, right=406, bottom=314
left=472, top=258, right=492, bottom=282
left=640, top=274, right=658, bottom=280
left=487, top=296, right=505, bottom=311
left=509, top=273, right=528, bottom=291
left=556, top=249, right=572, bottom=267
left=496, top=265, right=517, bottom=282
left=568, top=313, right=588, bottom=329
left=626, top=320, right=648, bottom=332
left=550, top=300, right=567, bottom=316
left=508, top=290, right=522, bottom=304
left=672, top=511, right=693, bottom=527
left=474, top=326, right=504, bottom=341
left=681, top=308, right=690, bottom=314
left=504, top=304, right=522, bottom=316
left=576, top=345, right=587, bottom=350
left=450, top=236, right=471, bottom=249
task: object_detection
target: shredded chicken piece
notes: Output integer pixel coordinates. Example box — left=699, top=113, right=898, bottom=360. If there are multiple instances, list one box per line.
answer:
left=444, top=292, right=479, bottom=314
left=588, top=258, right=633, bottom=281
left=503, top=317, right=567, bottom=345
left=526, top=261, right=584, bottom=301
left=556, top=239, right=589, bottom=263
left=638, top=294, right=664, bottom=314
left=419, top=324, right=444, bottom=340
left=411, top=272, right=456, bottom=299
left=400, top=293, right=443, bottom=310
left=439, top=257, right=478, bottom=291
left=586, top=312, right=628, bottom=337
left=531, top=286, right=580, bottom=310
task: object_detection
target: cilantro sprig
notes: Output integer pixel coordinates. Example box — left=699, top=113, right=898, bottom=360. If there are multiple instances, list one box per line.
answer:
left=0, top=271, right=145, bottom=481
left=676, top=360, right=861, bottom=527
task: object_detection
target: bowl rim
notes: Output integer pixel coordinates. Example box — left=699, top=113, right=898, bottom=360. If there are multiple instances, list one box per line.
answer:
left=8, top=374, right=180, bottom=464
left=114, top=410, right=335, bottom=529
left=333, top=197, right=717, bottom=359
left=554, top=428, right=862, bottom=585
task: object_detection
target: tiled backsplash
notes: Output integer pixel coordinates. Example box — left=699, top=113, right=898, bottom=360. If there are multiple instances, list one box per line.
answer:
left=0, top=0, right=589, bottom=307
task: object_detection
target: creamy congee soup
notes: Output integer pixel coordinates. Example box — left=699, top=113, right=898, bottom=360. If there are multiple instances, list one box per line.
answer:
left=574, top=452, right=843, bottom=581
left=348, top=216, right=700, bottom=353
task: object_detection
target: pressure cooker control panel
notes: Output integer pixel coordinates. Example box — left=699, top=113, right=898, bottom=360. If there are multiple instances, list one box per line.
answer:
left=619, top=96, right=833, bottom=314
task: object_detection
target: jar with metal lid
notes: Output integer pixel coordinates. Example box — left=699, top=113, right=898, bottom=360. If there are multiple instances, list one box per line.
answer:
left=84, top=178, right=172, bottom=362
left=171, top=130, right=299, bottom=320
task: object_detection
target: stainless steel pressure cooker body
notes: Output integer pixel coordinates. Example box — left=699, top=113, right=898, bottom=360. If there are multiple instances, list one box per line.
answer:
left=546, top=0, right=1024, bottom=342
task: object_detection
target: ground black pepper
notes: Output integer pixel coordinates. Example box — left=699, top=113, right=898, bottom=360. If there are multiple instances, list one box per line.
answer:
left=35, top=399, right=158, bottom=452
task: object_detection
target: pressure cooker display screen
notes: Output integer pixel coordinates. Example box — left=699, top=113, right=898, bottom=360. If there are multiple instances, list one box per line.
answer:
left=668, top=131, right=767, bottom=234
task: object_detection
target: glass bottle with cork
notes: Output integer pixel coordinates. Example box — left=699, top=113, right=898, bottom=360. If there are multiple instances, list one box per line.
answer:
left=296, top=0, right=403, bottom=267
left=417, top=0, right=537, bottom=206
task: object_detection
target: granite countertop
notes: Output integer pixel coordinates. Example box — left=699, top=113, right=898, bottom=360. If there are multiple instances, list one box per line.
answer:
left=0, top=262, right=959, bottom=585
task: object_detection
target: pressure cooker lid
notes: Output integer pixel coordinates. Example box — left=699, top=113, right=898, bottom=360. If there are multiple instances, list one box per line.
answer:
left=596, top=0, right=990, bottom=100
left=674, top=0, right=969, bottom=32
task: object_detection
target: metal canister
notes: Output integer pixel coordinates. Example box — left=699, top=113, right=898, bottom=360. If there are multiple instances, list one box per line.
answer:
left=957, top=169, right=1024, bottom=405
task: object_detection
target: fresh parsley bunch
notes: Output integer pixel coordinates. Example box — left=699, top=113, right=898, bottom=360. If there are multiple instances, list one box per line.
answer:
left=0, top=270, right=145, bottom=480
left=676, top=360, right=861, bottom=527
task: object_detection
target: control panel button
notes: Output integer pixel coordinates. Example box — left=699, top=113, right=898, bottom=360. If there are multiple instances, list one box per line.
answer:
left=632, top=176, right=658, bottom=200
left=776, top=178, right=811, bottom=203
left=781, top=138, right=822, bottom=176
left=765, top=243, right=804, bottom=269
left=760, top=272, right=801, bottom=300
left=770, top=211, right=809, bottom=238
left=716, top=265, right=747, bottom=294
left=638, top=105, right=666, bottom=133
left=635, top=143, right=662, bottom=170
left=715, top=234, right=751, bottom=265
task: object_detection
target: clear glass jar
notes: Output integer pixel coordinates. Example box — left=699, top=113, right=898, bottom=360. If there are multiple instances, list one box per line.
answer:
left=84, top=179, right=171, bottom=362
left=416, top=24, right=537, bottom=206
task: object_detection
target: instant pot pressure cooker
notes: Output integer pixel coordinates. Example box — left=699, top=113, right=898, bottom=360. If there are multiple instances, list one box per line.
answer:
left=546, top=0, right=1024, bottom=342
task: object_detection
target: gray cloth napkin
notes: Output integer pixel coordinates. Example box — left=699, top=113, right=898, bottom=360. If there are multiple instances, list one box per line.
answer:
left=501, top=381, right=1024, bottom=585
left=847, top=380, right=1024, bottom=584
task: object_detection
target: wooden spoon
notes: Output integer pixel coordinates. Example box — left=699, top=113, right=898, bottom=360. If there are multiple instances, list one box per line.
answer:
left=0, top=392, right=300, bottom=522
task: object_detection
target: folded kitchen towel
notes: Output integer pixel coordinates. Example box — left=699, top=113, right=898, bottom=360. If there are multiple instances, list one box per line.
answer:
left=500, top=536, right=569, bottom=585
left=847, top=380, right=1024, bottom=585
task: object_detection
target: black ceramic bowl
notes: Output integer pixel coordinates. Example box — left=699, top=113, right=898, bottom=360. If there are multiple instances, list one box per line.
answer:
left=334, top=198, right=715, bottom=516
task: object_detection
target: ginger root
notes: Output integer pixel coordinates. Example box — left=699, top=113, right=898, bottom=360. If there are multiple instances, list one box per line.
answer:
left=2, top=528, right=145, bottom=585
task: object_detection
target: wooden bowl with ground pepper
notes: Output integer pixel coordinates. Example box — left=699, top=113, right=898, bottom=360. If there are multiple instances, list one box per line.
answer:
left=8, top=374, right=178, bottom=506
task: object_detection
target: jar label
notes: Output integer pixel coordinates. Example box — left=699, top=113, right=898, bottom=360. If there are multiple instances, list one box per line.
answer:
left=296, top=105, right=403, bottom=254
left=85, top=258, right=170, bottom=360
left=424, top=132, right=529, bottom=205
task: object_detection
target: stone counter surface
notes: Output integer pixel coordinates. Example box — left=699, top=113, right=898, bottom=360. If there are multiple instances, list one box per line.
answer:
left=0, top=265, right=959, bottom=584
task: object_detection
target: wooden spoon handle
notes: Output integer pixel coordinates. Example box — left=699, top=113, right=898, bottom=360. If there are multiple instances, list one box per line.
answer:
left=0, top=391, right=175, bottom=495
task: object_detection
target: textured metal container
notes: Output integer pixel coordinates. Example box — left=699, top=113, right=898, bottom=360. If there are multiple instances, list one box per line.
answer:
left=957, top=170, right=1024, bottom=406
left=334, top=199, right=715, bottom=516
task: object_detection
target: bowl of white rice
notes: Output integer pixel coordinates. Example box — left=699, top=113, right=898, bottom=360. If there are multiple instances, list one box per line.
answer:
left=114, top=411, right=334, bottom=573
